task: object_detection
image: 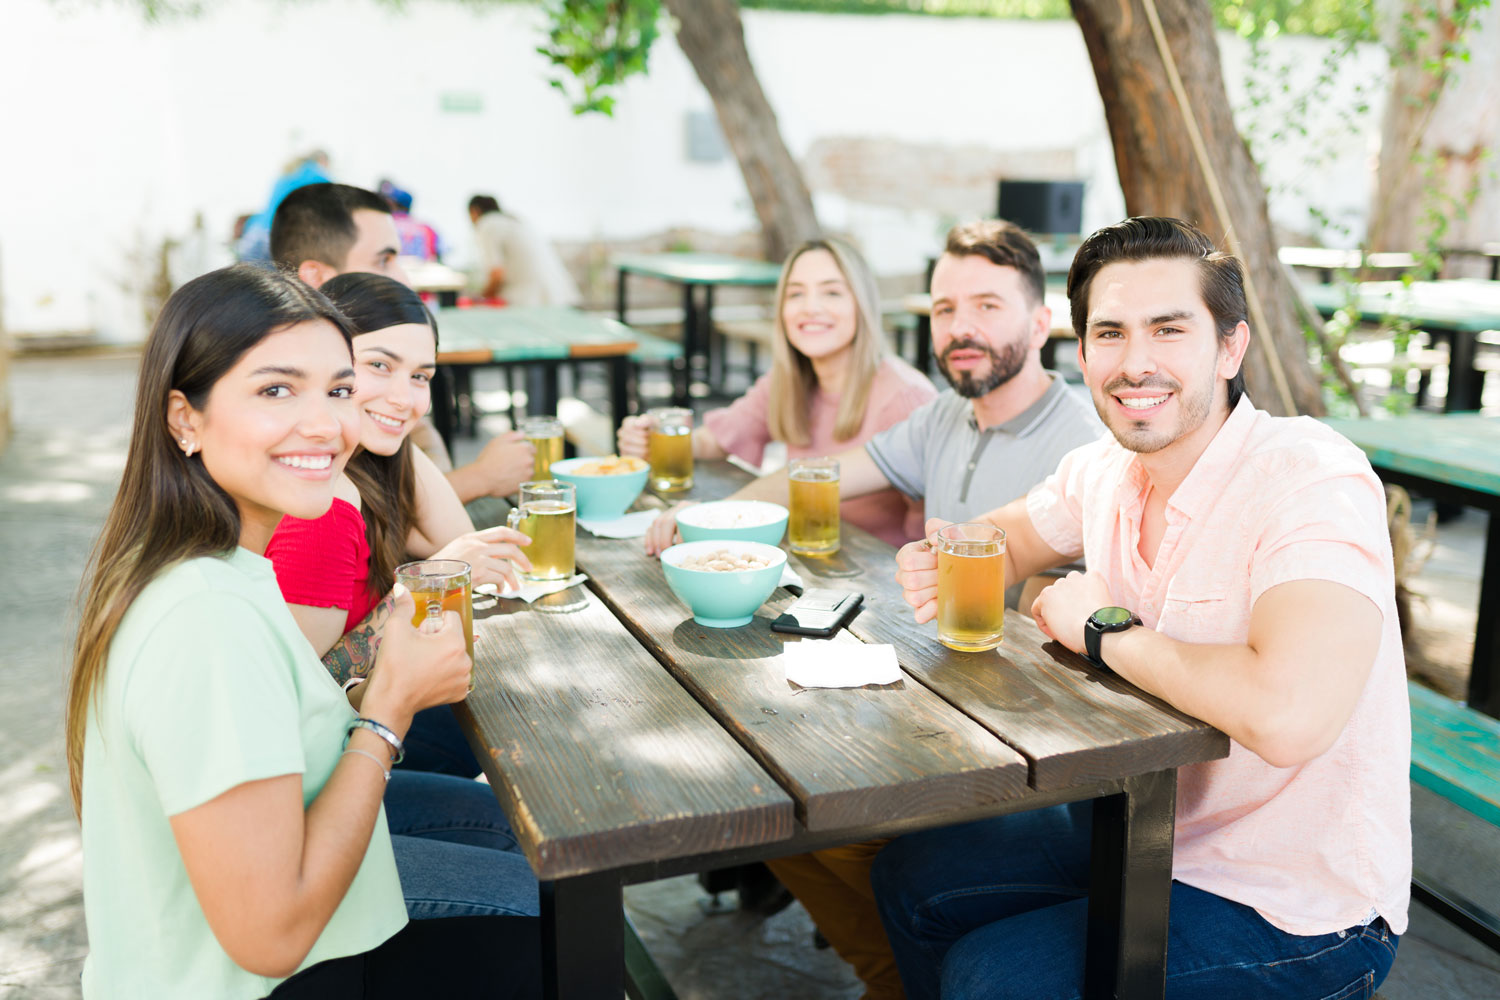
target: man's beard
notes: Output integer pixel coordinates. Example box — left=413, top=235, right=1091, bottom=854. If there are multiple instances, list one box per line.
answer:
left=1094, top=374, right=1206, bottom=454
left=937, top=338, right=1027, bottom=399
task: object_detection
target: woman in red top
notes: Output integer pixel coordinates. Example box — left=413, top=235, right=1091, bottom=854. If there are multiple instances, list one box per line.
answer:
left=267, top=273, right=531, bottom=776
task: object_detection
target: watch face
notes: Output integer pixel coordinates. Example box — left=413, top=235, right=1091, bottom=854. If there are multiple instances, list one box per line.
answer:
left=1093, top=606, right=1134, bottom=626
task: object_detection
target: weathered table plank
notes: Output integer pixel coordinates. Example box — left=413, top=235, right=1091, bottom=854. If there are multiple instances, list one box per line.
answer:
left=456, top=586, right=795, bottom=880
left=817, top=526, right=1228, bottom=790
left=574, top=533, right=1031, bottom=832
left=654, top=460, right=1227, bottom=789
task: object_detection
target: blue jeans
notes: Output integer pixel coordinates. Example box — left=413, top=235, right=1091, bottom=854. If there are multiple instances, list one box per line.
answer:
left=384, top=770, right=538, bottom=920
left=393, top=706, right=482, bottom=778
left=871, top=803, right=1398, bottom=1000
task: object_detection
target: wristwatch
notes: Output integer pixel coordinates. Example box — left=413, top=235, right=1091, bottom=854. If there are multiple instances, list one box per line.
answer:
left=1084, top=606, right=1142, bottom=669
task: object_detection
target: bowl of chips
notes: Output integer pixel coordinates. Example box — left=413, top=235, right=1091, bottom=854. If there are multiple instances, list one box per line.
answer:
left=549, top=455, right=649, bottom=521
left=659, top=540, right=788, bottom=628
left=676, top=500, right=789, bottom=547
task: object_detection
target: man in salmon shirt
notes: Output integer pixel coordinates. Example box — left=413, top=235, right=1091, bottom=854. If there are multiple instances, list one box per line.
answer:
left=875, top=216, right=1410, bottom=999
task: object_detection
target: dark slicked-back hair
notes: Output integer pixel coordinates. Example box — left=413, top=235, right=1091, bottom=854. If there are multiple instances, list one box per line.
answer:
left=468, top=194, right=501, bottom=217
left=943, top=219, right=1046, bottom=307
left=271, top=182, right=391, bottom=271
left=1067, top=216, right=1247, bottom=409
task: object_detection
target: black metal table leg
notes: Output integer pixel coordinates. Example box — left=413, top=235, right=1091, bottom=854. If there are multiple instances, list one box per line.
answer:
left=452, top=367, right=476, bottom=436
left=704, top=284, right=721, bottom=391
left=610, top=356, right=631, bottom=430
left=679, top=284, right=698, bottom=402
left=527, top=363, right=562, bottom=418
left=429, top=366, right=459, bottom=464
left=1446, top=329, right=1484, bottom=412
left=542, top=873, right=625, bottom=1000
left=1469, top=509, right=1500, bottom=717
left=916, top=314, right=933, bottom=375
left=1085, top=768, right=1177, bottom=1000
left=438, top=289, right=458, bottom=308
left=617, top=268, right=629, bottom=324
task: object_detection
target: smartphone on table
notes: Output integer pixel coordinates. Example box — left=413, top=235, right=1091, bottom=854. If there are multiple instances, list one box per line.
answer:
left=770, top=590, right=864, bottom=638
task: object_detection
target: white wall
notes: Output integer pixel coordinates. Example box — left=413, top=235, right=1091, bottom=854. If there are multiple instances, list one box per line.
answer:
left=0, top=0, right=1382, bottom=341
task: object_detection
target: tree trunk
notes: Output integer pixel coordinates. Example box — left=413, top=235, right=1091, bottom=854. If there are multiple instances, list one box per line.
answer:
left=661, top=0, right=822, bottom=262
left=1367, top=0, right=1500, bottom=266
left=1070, top=0, right=1324, bottom=417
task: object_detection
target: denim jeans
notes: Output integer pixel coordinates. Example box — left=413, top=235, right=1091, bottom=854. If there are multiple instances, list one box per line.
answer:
left=384, top=770, right=538, bottom=920
left=393, top=705, right=482, bottom=778
left=871, top=802, right=1398, bottom=1000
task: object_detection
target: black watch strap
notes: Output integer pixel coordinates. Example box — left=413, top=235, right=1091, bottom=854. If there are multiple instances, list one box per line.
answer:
left=1085, top=607, right=1141, bottom=669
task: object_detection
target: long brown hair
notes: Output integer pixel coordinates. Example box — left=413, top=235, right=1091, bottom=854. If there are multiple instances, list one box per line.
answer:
left=317, top=273, right=437, bottom=595
left=766, top=238, right=887, bottom=446
left=67, top=265, right=353, bottom=816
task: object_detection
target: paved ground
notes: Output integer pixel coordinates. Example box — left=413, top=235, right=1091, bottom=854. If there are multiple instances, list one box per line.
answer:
left=2, top=352, right=1498, bottom=997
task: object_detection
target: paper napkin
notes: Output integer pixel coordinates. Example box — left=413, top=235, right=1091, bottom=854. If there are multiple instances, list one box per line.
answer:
left=779, top=563, right=804, bottom=592
left=577, top=510, right=661, bottom=538
left=783, top=639, right=903, bottom=689
left=476, top=574, right=588, bottom=604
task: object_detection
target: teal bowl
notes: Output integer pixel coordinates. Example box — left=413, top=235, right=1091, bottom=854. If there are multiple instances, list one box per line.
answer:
left=550, top=456, right=649, bottom=521
left=676, top=500, right=789, bottom=546
left=660, top=540, right=788, bottom=628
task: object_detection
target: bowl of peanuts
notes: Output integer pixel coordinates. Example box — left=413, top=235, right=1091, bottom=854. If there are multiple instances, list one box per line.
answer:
left=659, top=540, right=788, bottom=628
left=675, top=500, right=788, bottom=547
left=550, top=455, right=649, bottom=520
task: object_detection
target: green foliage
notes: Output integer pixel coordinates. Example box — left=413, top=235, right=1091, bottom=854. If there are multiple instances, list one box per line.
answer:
left=742, top=0, right=1070, bottom=16
left=536, top=0, right=660, bottom=115
left=744, top=0, right=1372, bottom=36
left=1213, top=0, right=1376, bottom=41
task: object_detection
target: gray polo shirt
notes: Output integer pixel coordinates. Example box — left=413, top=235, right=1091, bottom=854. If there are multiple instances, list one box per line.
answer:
left=866, top=375, right=1103, bottom=525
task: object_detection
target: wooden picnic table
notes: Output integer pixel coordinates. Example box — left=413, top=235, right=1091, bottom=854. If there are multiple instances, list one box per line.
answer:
left=429, top=306, right=642, bottom=459
left=1303, top=280, right=1500, bottom=411
left=903, top=290, right=1076, bottom=374
left=458, top=462, right=1228, bottom=999
left=1324, top=414, right=1500, bottom=719
left=614, top=253, right=783, bottom=399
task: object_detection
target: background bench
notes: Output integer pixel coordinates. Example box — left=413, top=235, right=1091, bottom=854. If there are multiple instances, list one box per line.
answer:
left=1409, top=680, right=1500, bottom=953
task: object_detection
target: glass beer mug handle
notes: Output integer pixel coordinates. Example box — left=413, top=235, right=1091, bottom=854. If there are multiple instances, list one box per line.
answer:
left=506, top=507, right=523, bottom=532
left=420, top=599, right=444, bottom=634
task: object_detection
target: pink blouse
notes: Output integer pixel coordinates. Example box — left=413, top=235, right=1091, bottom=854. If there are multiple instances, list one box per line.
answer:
left=703, top=357, right=938, bottom=546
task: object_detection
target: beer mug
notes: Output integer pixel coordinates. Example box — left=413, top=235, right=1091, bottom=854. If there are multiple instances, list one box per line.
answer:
left=647, top=407, right=694, bottom=493
left=521, top=416, right=564, bottom=482
left=788, top=457, right=840, bottom=557
left=930, top=522, right=1006, bottom=651
left=507, top=480, right=576, bottom=581
left=394, top=559, right=475, bottom=690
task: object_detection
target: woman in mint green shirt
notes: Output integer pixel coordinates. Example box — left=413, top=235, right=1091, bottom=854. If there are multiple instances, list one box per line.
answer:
left=67, top=265, right=539, bottom=999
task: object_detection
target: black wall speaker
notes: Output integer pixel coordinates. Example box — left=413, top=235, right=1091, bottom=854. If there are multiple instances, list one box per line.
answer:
left=997, top=180, right=1085, bottom=236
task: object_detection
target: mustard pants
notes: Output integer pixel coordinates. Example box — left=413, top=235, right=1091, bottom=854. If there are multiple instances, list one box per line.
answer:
left=766, top=839, right=903, bottom=1000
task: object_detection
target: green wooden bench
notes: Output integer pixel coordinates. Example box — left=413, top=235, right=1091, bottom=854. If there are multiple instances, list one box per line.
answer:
left=1408, top=680, right=1500, bottom=952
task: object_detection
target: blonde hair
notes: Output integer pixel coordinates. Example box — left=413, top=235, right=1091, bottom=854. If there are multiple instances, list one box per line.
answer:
left=766, top=238, right=888, bottom=446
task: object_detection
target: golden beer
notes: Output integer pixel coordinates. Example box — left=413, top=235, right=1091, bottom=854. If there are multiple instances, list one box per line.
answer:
left=648, top=420, right=694, bottom=493
left=789, top=458, right=840, bottom=556
left=508, top=481, right=577, bottom=581
left=932, top=523, right=1006, bottom=651
left=522, top=417, right=564, bottom=481
left=394, top=559, right=475, bottom=691
left=407, top=583, right=475, bottom=660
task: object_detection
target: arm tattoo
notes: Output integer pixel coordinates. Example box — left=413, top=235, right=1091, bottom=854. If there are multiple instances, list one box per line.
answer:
left=322, top=592, right=396, bottom=685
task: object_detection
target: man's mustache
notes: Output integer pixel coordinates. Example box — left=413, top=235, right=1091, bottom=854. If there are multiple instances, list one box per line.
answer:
left=940, top=339, right=996, bottom=363
left=1102, top=375, right=1179, bottom=395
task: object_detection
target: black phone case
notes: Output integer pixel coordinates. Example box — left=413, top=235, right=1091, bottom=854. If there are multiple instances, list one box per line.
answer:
left=770, top=590, right=864, bottom=637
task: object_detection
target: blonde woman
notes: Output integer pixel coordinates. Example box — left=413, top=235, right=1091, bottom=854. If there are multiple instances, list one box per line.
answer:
left=622, top=237, right=936, bottom=554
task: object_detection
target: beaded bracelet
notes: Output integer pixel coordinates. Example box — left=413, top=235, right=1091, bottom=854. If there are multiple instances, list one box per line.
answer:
left=345, top=717, right=405, bottom=765
left=342, top=747, right=391, bottom=782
